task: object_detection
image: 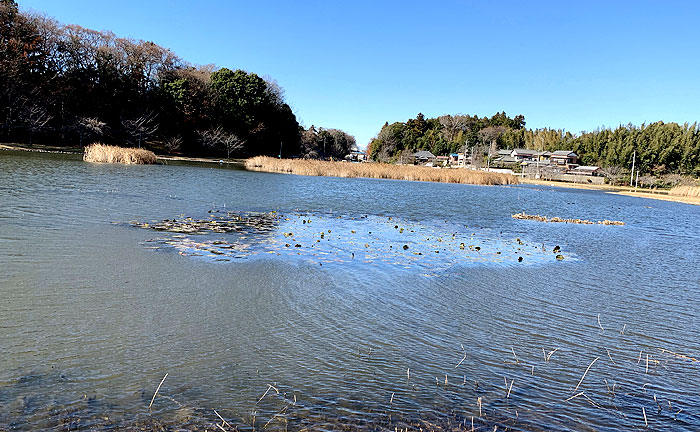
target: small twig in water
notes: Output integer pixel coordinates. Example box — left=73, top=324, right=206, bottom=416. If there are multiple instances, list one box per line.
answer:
left=565, top=391, right=585, bottom=402
left=543, top=348, right=559, bottom=362
left=646, top=354, right=649, bottom=374
left=506, top=379, right=514, bottom=398
left=456, top=344, right=467, bottom=368
left=642, top=407, right=648, bottom=427
left=658, top=347, right=698, bottom=362
left=605, top=348, right=616, bottom=365
left=511, top=347, right=519, bottom=364
left=390, top=392, right=394, bottom=405
left=262, top=404, right=289, bottom=429
left=258, top=384, right=278, bottom=403
left=597, top=314, right=605, bottom=331
left=573, top=357, right=599, bottom=393
left=214, top=410, right=233, bottom=429
left=149, top=373, right=168, bottom=410
left=620, top=323, right=626, bottom=335
left=477, top=397, right=483, bottom=417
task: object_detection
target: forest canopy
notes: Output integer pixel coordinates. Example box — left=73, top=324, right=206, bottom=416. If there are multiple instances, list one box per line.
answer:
left=0, top=0, right=355, bottom=158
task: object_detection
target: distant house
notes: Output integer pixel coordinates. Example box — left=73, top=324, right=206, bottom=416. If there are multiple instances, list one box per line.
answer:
left=345, top=150, right=367, bottom=162
left=550, top=150, right=578, bottom=165
left=498, top=155, right=520, bottom=165
left=449, top=153, right=460, bottom=164
left=535, top=151, right=552, bottom=161
left=568, top=166, right=601, bottom=176
left=511, top=149, right=538, bottom=161
left=497, top=149, right=512, bottom=158
left=413, top=150, right=436, bottom=164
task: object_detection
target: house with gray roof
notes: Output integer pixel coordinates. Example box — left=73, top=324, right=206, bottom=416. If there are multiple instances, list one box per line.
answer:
left=412, top=150, right=436, bottom=163
left=550, top=150, right=578, bottom=165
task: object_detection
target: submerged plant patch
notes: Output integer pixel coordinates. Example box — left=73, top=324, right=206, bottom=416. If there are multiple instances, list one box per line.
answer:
left=130, top=210, right=569, bottom=274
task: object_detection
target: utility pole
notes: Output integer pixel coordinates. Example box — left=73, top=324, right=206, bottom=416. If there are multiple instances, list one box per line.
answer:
left=464, top=138, right=468, bottom=167
left=630, top=150, right=636, bottom=186
left=279, top=141, right=282, bottom=159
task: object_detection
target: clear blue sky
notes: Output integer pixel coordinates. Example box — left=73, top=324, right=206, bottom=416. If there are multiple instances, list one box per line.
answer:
left=20, top=0, right=700, bottom=148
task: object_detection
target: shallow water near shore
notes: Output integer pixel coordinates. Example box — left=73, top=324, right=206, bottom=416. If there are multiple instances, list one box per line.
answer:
left=1, top=150, right=699, bottom=431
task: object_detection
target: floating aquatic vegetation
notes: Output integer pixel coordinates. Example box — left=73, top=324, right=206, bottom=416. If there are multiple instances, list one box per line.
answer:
left=512, top=212, right=625, bottom=225
left=132, top=210, right=569, bottom=273
left=130, top=210, right=280, bottom=235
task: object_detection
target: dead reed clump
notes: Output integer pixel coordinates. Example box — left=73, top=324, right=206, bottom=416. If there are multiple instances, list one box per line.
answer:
left=668, top=185, right=700, bottom=198
left=83, top=143, right=157, bottom=165
left=244, top=156, right=519, bottom=186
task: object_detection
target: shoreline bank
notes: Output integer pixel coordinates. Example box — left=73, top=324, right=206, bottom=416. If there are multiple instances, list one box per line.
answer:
left=3, top=143, right=698, bottom=205
left=0, top=143, right=243, bottom=166
left=521, top=178, right=700, bottom=206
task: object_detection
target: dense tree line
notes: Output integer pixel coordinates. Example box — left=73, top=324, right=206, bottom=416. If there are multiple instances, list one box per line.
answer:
left=0, top=0, right=355, bottom=158
left=367, top=112, right=525, bottom=162
left=500, top=123, right=700, bottom=177
left=369, top=111, right=700, bottom=177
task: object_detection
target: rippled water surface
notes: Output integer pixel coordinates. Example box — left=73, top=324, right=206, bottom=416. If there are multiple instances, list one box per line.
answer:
left=1, top=150, right=699, bottom=431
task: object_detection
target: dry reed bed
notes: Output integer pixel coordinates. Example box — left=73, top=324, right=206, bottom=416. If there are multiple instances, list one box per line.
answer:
left=669, top=185, right=700, bottom=197
left=83, top=143, right=157, bottom=164
left=512, top=212, right=625, bottom=225
left=245, top=156, right=518, bottom=186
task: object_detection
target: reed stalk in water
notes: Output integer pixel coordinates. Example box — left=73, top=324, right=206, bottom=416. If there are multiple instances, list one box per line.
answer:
left=573, top=357, right=599, bottom=393
left=245, top=156, right=518, bottom=186
left=148, top=373, right=168, bottom=410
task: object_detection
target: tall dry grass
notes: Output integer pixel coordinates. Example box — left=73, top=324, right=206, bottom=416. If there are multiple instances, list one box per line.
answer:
left=245, top=156, right=518, bottom=185
left=83, top=143, right=157, bottom=164
left=668, top=185, right=700, bottom=197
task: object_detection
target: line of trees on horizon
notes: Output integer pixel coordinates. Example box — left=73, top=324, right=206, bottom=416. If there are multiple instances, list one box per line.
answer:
left=368, top=112, right=700, bottom=178
left=0, top=0, right=355, bottom=159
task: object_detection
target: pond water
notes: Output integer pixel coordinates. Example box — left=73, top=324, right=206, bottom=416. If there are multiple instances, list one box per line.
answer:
left=1, top=150, right=699, bottom=431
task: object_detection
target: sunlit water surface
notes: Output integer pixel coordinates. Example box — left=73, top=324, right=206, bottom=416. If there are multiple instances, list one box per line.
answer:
left=1, top=150, right=699, bottom=431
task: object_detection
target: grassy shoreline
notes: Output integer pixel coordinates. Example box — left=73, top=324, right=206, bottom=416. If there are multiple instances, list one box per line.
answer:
left=245, top=156, right=518, bottom=185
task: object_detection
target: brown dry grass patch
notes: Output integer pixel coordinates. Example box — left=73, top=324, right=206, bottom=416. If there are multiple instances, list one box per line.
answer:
left=83, top=143, right=157, bottom=165
left=668, top=185, right=700, bottom=197
left=245, top=156, right=518, bottom=186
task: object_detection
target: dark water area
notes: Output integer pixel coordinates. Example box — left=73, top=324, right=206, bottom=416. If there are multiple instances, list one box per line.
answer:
left=1, top=150, right=699, bottom=431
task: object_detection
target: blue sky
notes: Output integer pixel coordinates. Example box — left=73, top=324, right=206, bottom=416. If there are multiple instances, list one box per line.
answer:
left=20, top=0, right=700, bottom=148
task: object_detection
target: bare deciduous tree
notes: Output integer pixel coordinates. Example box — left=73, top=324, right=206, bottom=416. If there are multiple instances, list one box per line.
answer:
left=24, top=104, right=53, bottom=144
left=198, top=127, right=244, bottom=158
left=76, top=116, right=107, bottom=146
left=600, top=165, right=625, bottom=185
left=479, top=126, right=507, bottom=168
left=122, top=112, right=158, bottom=148
left=439, top=114, right=472, bottom=142
left=163, top=135, right=183, bottom=153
